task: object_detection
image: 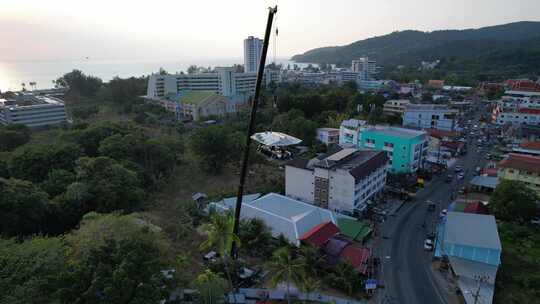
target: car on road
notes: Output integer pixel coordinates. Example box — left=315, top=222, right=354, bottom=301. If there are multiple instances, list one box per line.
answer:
left=454, top=165, right=463, bottom=173
left=445, top=174, right=453, bottom=183
left=457, top=172, right=465, bottom=180
left=439, top=209, right=447, bottom=218
left=424, top=239, right=434, bottom=251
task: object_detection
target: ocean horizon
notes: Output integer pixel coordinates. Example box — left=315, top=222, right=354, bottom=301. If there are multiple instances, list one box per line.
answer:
left=0, top=57, right=303, bottom=92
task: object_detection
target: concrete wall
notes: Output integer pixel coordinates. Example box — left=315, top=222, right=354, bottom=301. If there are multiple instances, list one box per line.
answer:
left=285, top=166, right=314, bottom=204
left=327, top=169, right=355, bottom=213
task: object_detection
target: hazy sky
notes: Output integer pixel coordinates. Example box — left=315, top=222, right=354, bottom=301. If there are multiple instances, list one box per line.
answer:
left=1, top=0, right=540, bottom=61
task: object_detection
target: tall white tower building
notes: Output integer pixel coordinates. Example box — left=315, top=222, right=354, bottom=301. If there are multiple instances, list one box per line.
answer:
left=352, top=57, right=377, bottom=80
left=244, top=36, right=263, bottom=73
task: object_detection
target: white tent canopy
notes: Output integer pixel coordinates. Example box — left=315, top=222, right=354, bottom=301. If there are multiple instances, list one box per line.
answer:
left=251, top=131, right=302, bottom=147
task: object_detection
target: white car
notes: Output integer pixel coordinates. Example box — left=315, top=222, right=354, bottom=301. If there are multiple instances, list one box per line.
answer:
left=424, top=239, right=434, bottom=251
left=439, top=209, right=448, bottom=218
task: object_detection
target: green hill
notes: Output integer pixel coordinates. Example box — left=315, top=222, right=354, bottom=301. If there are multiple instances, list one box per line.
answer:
left=291, top=21, right=540, bottom=79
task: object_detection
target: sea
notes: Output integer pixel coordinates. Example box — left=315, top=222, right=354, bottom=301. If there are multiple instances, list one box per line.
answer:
left=0, top=57, right=306, bottom=92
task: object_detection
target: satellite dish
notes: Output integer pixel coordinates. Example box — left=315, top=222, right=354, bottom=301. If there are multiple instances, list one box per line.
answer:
left=251, top=131, right=302, bottom=147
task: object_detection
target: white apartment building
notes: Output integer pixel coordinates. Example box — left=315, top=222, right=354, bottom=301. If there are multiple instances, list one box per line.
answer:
left=499, top=90, right=540, bottom=110
left=316, top=128, right=340, bottom=145
left=494, top=108, right=540, bottom=126
left=146, top=67, right=279, bottom=99
left=285, top=148, right=388, bottom=215
left=351, top=57, right=377, bottom=81
left=0, top=93, right=67, bottom=128
left=403, top=104, right=459, bottom=131
left=339, top=119, right=367, bottom=147
left=383, top=99, right=410, bottom=116
left=244, top=36, right=263, bottom=73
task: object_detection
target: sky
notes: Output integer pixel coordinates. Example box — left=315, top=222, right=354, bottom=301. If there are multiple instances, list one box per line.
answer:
left=1, top=0, right=540, bottom=62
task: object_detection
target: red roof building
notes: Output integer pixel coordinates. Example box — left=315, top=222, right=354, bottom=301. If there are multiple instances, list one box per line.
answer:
left=299, top=222, right=340, bottom=248
left=464, top=202, right=490, bottom=215
left=498, top=153, right=540, bottom=174
left=481, top=168, right=498, bottom=177
left=340, top=245, right=372, bottom=274
left=517, top=108, right=540, bottom=115
left=506, top=79, right=540, bottom=92
left=426, top=128, right=459, bottom=139
left=428, top=80, right=445, bottom=88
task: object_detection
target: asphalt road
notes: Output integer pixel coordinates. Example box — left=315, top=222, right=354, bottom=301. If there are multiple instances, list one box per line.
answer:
left=378, top=109, right=488, bottom=304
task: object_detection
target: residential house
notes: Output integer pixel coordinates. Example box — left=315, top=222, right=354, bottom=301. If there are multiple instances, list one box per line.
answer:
left=299, top=221, right=372, bottom=274
left=382, top=99, right=410, bottom=117
left=316, top=128, right=340, bottom=145
left=339, top=119, right=367, bottom=147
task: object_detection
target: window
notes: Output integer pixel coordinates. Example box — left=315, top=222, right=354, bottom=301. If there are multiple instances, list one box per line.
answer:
left=508, top=170, right=514, bottom=174
left=384, top=142, right=394, bottom=148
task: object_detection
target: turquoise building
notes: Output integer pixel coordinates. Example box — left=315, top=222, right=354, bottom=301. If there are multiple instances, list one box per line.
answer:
left=340, top=124, right=428, bottom=173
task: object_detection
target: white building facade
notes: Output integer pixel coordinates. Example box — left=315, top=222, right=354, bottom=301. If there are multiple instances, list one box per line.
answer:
left=244, top=36, right=263, bottom=73
left=339, top=119, right=367, bottom=147
left=383, top=99, right=410, bottom=116
left=403, top=104, right=458, bottom=131
left=0, top=94, right=67, bottom=128
left=286, top=149, right=388, bottom=215
left=351, top=57, right=377, bottom=81
left=146, top=68, right=279, bottom=99
left=316, top=128, right=340, bottom=145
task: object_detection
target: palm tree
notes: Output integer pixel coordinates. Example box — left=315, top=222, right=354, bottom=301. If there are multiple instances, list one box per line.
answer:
left=267, top=246, right=306, bottom=304
left=21, top=83, right=26, bottom=91
left=199, top=213, right=240, bottom=297
left=332, top=262, right=359, bottom=296
left=300, top=276, right=321, bottom=303
left=298, top=245, right=325, bottom=277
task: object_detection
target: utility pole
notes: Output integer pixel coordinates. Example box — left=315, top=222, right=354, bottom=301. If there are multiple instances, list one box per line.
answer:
left=472, top=275, right=489, bottom=304
left=231, top=6, right=278, bottom=258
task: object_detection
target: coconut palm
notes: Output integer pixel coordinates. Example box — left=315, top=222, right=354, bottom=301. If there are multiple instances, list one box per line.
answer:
left=21, top=83, right=26, bottom=91
left=300, top=276, right=321, bottom=303
left=199, top=213, right=240, bottom=296
left=267, top=246, right=306, bottom=304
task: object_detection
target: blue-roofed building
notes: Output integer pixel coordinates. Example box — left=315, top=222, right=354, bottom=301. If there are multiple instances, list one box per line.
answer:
left=434, top=212, right=501, bottom=304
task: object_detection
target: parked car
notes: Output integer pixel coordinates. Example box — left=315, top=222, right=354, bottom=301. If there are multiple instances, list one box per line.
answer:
left=424, top=239, right=434, bottom=251
left=457, top=173, right=465, bottom=180
left=454, top=165, right=463, bottom=173
left=445, top=174, right=453, bottom=183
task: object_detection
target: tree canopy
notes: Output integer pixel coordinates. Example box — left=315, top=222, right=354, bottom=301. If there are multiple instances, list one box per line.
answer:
left=490, top=179, right=539, bottom=222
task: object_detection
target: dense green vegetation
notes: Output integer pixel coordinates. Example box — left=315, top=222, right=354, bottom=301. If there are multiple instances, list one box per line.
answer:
left=0, top=121, right=183, bottom=237
left=489, top=179, right=538, bottom=222
left=292, top=21, right=540, bottom=83
left=0, top=212, right=174, bottom=304
left=490, top=180, right=540, bottom=303
left=495, top=222, right=540, bottom=303
left=0, top=124, right=31, bottom=152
